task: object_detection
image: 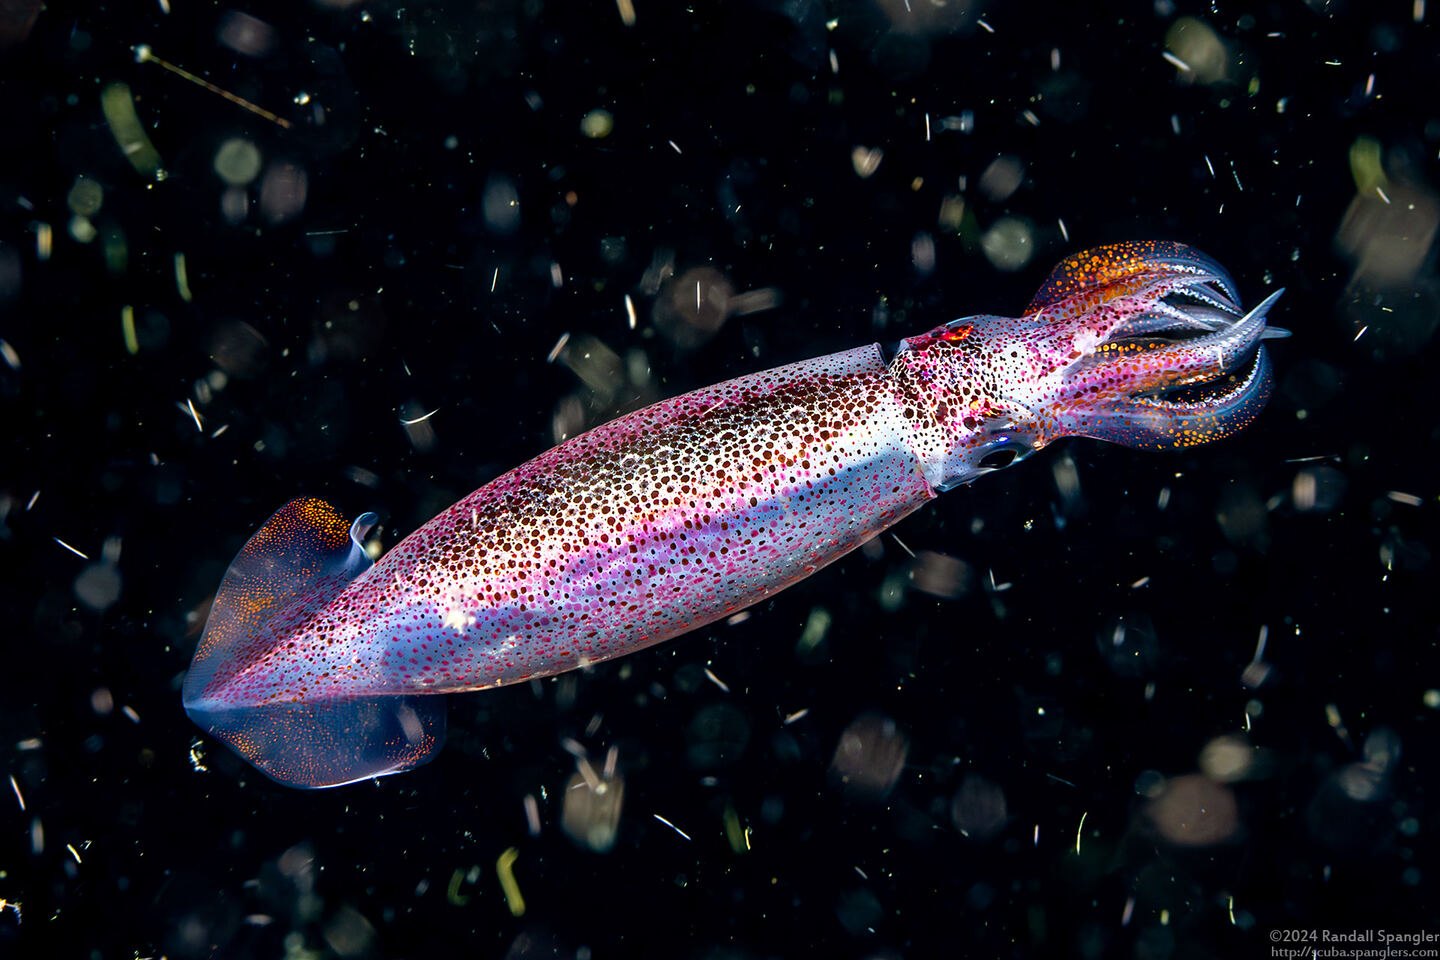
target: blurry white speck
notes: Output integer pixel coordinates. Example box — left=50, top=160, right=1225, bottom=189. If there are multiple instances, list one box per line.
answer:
left=977, top=19, right=993, bottom=32
left=703, top=666, right=730, bottom=694
left=653, top=813, right=691, bottom=841
left=668, top=140, right=682, bottom=155
left=547, top=333, right=570, bottom=364
left=399, top=408, right=439, bottom=426
left=54, top=538, right=89, bottom=560
left=1163, top=51, right=1191, bottom=71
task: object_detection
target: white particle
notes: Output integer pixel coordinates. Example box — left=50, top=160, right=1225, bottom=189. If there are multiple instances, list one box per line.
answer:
left=653, top=813, right=692, bottom=841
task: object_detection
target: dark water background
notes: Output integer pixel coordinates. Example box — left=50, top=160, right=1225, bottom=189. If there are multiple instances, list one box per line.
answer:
left=2, top=0, right=1439, bottom=957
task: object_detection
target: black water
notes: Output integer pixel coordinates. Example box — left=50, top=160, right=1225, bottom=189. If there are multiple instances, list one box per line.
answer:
left=2, top=1, right=1438, bottom=957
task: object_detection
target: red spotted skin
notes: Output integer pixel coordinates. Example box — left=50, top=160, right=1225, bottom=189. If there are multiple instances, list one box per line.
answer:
left=223, top=345, right=941, bottom=707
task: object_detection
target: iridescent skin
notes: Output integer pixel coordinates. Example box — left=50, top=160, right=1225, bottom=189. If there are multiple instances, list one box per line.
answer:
left=183, top=241, right=1285, bottom=788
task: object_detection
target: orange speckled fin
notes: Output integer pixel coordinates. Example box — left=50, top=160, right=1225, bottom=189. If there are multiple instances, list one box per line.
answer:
left=182, top=497, right=445, bottom=788
left=1025, top=240, right=1241, bottom=319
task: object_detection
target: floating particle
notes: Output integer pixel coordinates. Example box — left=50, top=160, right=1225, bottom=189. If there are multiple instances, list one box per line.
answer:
left=66, top=176, right=103, bottom=217
left=216, top=11, right=277, bottom=57
left=562, top=764, right=624, bottom=852
left=729, top=287, right=782, bottom=316
left=136, top=45, right=290, bottom=128
left=495, top=848, right=525, bottom=916
left=53, top=538, right=89, bottom=560
left=653, top=267, right=732, bottom=349
left=1145, top=773, right=1238, bottom=846
left=1164, top=17, right=1227, bottom=84
left=400, top=400, right=437, bottom=452
left=1291, top=465, right=1346, bottom=513
left=1199, top=734, right=1256, bottom=782
left=909, top=550, right=971, bottom=598
left=558, top=333, right=625, bottom=399
left=911, top=232, right=936, bottom=275
left=980, top=217, right=1033, bottom=271
left=214, top=138, right=262, bottom=185
left=74, top=562, right=121, bottom=612
left=939, top=114, right=975, bottom=138
left=850, top=146, right=883, bottom=178
left=258, top=162, right=307, bottom=224
left=1162, top=51, right=1191, bottom=71
left=482, top=174, right=521, bottom=234
left=546, top=332, right=571, bottom=364
left=100, top=83, right=163, bottom=177
left=795, top=606, right=831, bottom=661
left=580, top=109, right=613, bottom=139
left=830, top=712, right=908, bottom=801
left=978, top=155, right=1024, bottom=201
left=951, top=775, right=1007, bottom=840
left=651, top=813, right=691, bottom=841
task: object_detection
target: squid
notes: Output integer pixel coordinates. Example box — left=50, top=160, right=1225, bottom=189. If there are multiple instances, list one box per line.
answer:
left=183, top=241, right=1285, bottom=788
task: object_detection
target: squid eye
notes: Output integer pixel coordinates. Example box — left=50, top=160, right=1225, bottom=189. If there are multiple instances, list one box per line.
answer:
left=979, top=448, right=1018, bottom=470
